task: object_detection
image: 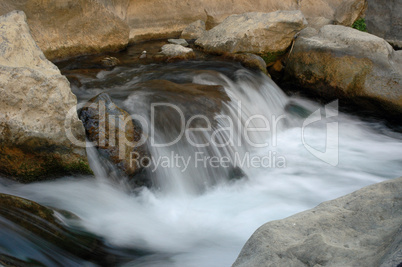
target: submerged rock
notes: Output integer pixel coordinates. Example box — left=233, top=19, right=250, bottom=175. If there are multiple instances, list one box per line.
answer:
left=79, top=93, right=147, bottom=179
left=195, top=11, right=307, bottom=64
left=0, top=11, right=91, bottom=182
left=285, top=25, right=402, bottom=107
left=101, top=56, right=120, bottom=67
left=233, top=177, right=402, bottom=267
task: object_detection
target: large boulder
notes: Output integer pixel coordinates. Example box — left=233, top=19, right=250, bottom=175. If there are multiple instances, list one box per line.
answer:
left=0, top=11, right=91, bottom=182
left=195, top=11, right=307, bottom=64
left=233, top=177, right=402, bottom=267
left=366, top=0, right=402, bottom=49
left=0, top=0, right=130, bottom=61
left=285, top=25, right=402, bottom=107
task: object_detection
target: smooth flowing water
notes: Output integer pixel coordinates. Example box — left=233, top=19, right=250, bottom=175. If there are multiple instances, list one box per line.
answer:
left=1, top=61, right=401, bottom=266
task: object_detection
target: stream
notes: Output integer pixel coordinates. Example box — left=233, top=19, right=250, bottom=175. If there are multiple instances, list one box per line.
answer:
left=0, top=57, right=401, bottom=266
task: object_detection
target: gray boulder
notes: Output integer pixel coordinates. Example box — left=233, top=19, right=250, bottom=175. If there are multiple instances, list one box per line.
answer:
left=285, top=25, right=402, bottom=107
left=366, top=0, right=402, bottom=49
left=0, top=11, right=91, bottom=182
left=233, top=177, right=402, bottom=267
left=195, top=11, right=307, bottom=64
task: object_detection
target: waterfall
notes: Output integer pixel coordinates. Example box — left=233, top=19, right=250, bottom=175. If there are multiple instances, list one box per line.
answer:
left=1, top=61, right=401, bottom=267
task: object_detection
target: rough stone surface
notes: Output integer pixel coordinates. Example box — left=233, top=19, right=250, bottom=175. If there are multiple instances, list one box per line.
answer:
left=79, top=93, right=147, bottom=180
left=168, top=38, right=189, bottom=47
left=126, top=0, right=298, bottom=42
left=181, top=20, right=206, bottom=40
left=160, top=44, right=195, bottom=58
left=233, top=177, right=402, bottom=267
left=195, top=11, right=307, bottom=64
left=0, top=0, right=130, bottom=61
left=285, top=25, right=402, bottom=107
left=0, top=0, right=367, bottom=59
left=0, top=11, right=90, bottom=182
left=126, top=0, right=364, bottom=43
left=366, top=0, right=402, bottom=49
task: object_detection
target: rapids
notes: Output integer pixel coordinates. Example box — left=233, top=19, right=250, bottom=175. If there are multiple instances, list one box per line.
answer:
left=0, top=61, right=401, bottom=266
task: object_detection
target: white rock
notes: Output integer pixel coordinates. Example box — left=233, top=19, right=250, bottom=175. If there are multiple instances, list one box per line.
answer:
left=161, top=44, right=194, bottom=57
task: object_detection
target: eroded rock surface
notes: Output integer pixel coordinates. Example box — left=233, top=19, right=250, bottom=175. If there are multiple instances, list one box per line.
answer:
left=285, top=25, right=402, bottom=107
left=0, top=11, right=91, bottom=182
left=233, top=177, right=402, bottom=267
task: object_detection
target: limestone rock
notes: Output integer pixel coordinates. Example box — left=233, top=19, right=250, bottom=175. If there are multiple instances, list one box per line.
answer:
left=0, top=0, right=130, bottom=61
left=181, top=20, right=206, bottom=40
left=233, top=177, right=402, bottom=267
left=0, top=0, right=368, bottom=59
left=126, top=0, right=298, bottom=42
left=285, top=25, right=402, bottom=107
left=195, top=11, right=307, bottom=64
left=79, top=93, right=146, bottom=180
left=366, top=0, right=402, bottom=49
left=168, top=38, right=189, bottom=47
left=0, top=11, right=91, bottom=182
left=160, top=44, right=195, bottom=59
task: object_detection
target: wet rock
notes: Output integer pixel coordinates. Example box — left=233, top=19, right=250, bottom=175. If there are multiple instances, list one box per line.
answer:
left=101, top=56, right=120, bottom=67
left=285, top=25, right=402, bottom=107
left=181, top=20, right=206, bottom=40
left=0, top=193, right=142, bottom=265
left=224, top=53, right=268, bottom=75
left=160, top=44, right=195, bottom=59
left=0, top=11, right=91, bottom=182
left=79, top=93, right=146, bottom=177
left=195, top=11, right=307, bottom=65
left=168, top=38, right=189, bottom=47
left=233, top=177, right=402, bottom=267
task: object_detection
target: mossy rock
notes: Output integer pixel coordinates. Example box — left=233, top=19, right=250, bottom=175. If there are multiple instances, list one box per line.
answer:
left=260, top=50, right=288, bottom=65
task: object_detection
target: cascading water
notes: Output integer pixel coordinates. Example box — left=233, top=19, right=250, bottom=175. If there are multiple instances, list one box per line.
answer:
left=0, top=61, right=401, bottom=266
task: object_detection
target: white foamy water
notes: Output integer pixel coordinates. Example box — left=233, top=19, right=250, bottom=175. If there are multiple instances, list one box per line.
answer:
left=0, top=62, right=401, bottom=266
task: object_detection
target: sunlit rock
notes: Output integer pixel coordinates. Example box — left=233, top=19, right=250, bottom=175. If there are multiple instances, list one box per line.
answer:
left=285, top=25, right=402, bottom=107
left=195, top=11, right=307, bottom=64
left=0, top=11, right=91, bottom=182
